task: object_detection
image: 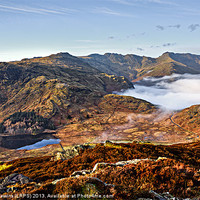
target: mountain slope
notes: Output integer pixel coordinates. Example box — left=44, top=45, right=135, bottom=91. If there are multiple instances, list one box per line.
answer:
left=81, top=52, right=200, bottom=81
left=171, top=104, right=200, bottom=133
left=0, top=52, right=133, bottom=124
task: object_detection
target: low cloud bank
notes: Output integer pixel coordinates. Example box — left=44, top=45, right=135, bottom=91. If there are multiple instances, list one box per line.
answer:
left=119, top=74, right=200, bottom=110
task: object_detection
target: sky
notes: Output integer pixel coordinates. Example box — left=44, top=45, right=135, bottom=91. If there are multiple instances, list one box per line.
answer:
left=0, top=0, right=200, bottom=61
left=119, top=74, right=200, bottom=110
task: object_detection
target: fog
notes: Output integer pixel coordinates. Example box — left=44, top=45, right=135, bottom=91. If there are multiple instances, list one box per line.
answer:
left=119, top=74, right=200, bottom=110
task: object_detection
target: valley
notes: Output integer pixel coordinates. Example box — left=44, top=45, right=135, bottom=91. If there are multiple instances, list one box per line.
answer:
left=1, top=51, right=200, bottom=199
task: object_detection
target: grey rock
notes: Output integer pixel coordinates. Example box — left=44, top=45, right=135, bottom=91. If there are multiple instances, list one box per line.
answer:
left=0, top=173, right=32, bottom=194
left=70, top=170, right=91, bottom=177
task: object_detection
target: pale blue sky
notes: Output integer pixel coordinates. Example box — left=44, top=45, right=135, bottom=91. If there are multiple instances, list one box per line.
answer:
left=0, top=0, right=199, bottom=61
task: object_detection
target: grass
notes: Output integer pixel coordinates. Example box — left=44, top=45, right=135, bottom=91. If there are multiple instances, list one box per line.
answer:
left=0, top=163, right=12, bottom=171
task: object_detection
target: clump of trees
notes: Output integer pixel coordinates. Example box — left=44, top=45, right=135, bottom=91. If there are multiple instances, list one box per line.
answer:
left=0, top=111, right=55, bottom=134
left=0, top=123, right=5, bottom=133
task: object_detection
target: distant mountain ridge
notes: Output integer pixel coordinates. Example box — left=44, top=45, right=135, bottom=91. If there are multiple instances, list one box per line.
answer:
left=81, top=52, right=200, bottom=81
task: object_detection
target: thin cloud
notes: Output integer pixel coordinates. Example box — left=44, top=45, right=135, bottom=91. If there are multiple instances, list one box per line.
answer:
left=0, top=4, right=76, bottom=15
left=162, top=42, right=176, bottom=47
left=156, top=25, right=165, bottom=31
left=126, top=34, right=135, bottom=39
left=168, top=24, right=181, bottom=29
left=111, top=0, right=177, bottom=6
left=137, top=48, right=144, bottom=51
left=126, top=32, right=145, bottom=39
left=108, top=36, right=115, bottom=40
left=146, top=0, right=177, bottom=5
left=188, top=24, right=200, bottom=32
left=93, top=7, right=135, bottom=17
left=110, top=0, right=135, bottom=5
left=177, top=7, right=200, bottom=17
left=150, top=43, right=176, bottom=48
left=150, top=45, right=160, bottom=48
left=76, top=40, right=97, bottom=43
left=156, top=24, right=181, bottom=31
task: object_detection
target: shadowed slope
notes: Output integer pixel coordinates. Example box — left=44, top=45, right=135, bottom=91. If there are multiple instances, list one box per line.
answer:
left=0, top=52, right=133, bottom=123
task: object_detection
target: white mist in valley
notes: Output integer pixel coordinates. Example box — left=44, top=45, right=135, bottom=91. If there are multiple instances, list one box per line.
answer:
left=118, top=74, right=200, bottom=110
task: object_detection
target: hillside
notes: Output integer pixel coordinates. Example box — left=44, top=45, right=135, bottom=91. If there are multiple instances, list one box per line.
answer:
left=81, top=52, right=200, bottom=81
left=1, top=141, right=200, bottom=199
left=171, top=104, right=200, bottom=134
left=0, top=52, right=133, bottom=126
left=0, top=111, right=55, bottom=135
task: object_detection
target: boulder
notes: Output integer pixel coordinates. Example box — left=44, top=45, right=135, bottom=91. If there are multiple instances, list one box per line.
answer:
left=92, top=163, right=118, bottom=173
left=70, top=170, right=91, bottom=177
left=53, top=144, right=95, bottom=161
left=156, top=157, right=168, bottom=161
left=116, top=158, right=151, bottom=166
left=92, top=159, right=152, bottom=173
left=0, top=173, right=32, bottom=194
left=51, top=178, right=67, bottom=185
left=82, top=177, right=115, bottom=196
left=1, top=173, right=31, bottom=187
left=149, top=190, right=167, bottom=200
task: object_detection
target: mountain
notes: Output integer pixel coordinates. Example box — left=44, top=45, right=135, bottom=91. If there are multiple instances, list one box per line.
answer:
left=0, top=52, right=133, bottom=126
left=80, top=52, right=200, bottom=81
left=1, top=52, right=200, bottom=199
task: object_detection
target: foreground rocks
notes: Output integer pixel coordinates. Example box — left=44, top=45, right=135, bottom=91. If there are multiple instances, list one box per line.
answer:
left=53, top=143, right=96, bottom=161
left=1, top=141, right=200, bottom=199
left=0, top=173, right=32, bottom=194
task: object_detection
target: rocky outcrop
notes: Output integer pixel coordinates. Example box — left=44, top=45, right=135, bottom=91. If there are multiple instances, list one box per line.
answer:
left=0, top=173, right=32, bottom=194
left=70, top=170, right=91, bottom=178
left=53, top=144, right=96, bottom=161
left=69, top=158, right=153, bottom=175
left=149, top=190, right=177, bottom=200
left=2, top=141, right=200, bottom=199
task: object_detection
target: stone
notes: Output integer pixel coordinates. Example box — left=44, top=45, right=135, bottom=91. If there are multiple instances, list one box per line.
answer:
left=116, top=158, right=151, bottom=166
left=70, top=170, right=91, bottom=177
left=1, top=173, right=31, bottom=187
left=51, top=178, right=67, bottom=185
left=53, top=144, right=95, bottom=161
left=156, top=157, right=168, bottom=161
left=92, top=159, right=152, bottom=173
left=0, top=173, right=32, bottom=194
left=92, top=163, right=117, bottom=173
